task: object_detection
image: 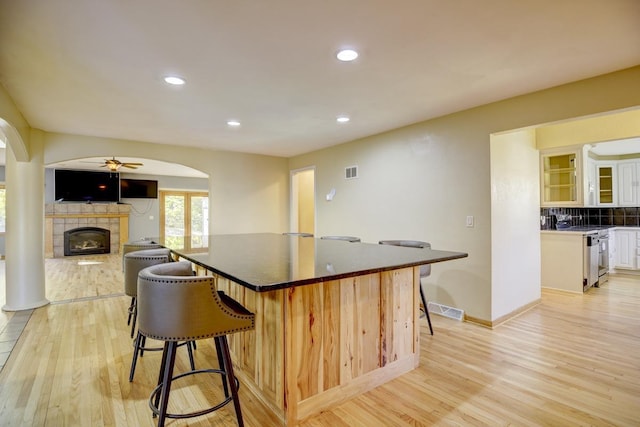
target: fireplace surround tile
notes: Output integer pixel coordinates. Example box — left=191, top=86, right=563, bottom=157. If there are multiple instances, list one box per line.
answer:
left=45, top=203, right=130, bottom=258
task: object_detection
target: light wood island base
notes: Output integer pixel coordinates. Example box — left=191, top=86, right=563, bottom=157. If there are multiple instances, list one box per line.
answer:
left=191, top=263, right=422, bottom=425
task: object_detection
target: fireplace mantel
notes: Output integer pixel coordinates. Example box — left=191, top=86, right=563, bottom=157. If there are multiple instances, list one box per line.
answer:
left=45, top=203, right=130, bottom=258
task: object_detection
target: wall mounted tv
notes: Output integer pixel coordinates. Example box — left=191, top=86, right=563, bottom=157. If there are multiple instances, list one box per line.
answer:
left=54, top=169, right=120, bottom=202
left=120, top=178, right=158, bottom=199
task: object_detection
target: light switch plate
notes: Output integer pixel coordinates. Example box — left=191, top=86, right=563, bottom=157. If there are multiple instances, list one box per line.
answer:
left=466, top=215, right=474, bottom=227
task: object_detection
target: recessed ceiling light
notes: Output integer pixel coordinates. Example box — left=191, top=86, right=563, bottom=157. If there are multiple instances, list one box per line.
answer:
left=336, top=49, right=358, bottom=62
left=227, top=120, right=241, bottom=127
left=337, top=116, right=350, bottom=123
left=164, top=76, right=186, bottom=85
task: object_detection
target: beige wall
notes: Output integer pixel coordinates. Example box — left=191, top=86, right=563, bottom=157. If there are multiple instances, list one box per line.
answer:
left=490, top=129, right=541, bottom=320
left=42, top=132, right=290, bottom=234
left=289, top=66, right=640, bottom=322
left=536, top=109, right=640, bottom=149
left=0, top=84, right=30, bottom=161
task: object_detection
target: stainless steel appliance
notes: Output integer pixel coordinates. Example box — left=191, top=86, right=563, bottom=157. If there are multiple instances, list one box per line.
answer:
left=597, top=229, right=609, bottom=285
left=583, top=233, right=600, bottom=292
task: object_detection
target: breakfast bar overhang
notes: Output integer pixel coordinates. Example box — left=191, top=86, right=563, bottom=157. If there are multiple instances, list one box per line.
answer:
left=162, top=233, right=468, bottom=425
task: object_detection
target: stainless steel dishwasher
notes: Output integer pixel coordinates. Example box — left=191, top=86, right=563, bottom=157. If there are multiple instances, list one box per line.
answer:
left=583, top=233, right=600, bottom=292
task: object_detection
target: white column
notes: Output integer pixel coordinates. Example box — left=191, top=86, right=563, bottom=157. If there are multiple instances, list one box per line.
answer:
left=3, top=131, right=48, bottom=311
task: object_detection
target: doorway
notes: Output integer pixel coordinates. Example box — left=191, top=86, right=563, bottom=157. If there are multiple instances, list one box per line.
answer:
left=290, top=167, right=315, bottom=235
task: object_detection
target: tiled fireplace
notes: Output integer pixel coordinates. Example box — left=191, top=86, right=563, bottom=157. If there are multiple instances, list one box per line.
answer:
left=45, top=203, right=130, bottom=258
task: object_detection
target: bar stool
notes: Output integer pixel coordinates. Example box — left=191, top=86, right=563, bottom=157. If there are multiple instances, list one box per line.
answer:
left=124, top=248, right=172, bottom=338
left=137, top=261, right=255, bottom=427
left=321, top=235, right=361, bottom=242
left=125, top=248, right=195, bottom=382
left=122, top=239, right=163, bottom=326
left=122, top=239, right=163, bottom=265
left=379, top=240, right=434, bottom=335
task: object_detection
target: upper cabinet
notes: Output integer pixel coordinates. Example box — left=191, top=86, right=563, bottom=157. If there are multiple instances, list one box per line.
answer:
left=540, top=145, right=640, bottom=207
left=617, top=160, right=640, bottom=206
left=540, top=148, right=583, bottom=207
left=597, top=163, right=617, bottom=206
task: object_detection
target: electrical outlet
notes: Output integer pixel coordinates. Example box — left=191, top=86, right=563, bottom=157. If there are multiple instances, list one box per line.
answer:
left=466, top=215, right=474, bottom=227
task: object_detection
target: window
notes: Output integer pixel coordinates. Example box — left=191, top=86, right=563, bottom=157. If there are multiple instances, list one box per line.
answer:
left=159, top=190, right=208, bottom=251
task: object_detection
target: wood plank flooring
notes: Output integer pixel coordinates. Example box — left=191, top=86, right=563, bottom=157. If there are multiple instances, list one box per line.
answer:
left=0, top=255, right=639, bottom=426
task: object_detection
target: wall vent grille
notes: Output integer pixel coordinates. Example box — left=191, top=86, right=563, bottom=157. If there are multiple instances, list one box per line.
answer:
left=427, top=302, right=464, bottom=321
left=345, top=165, right=358, bottom=179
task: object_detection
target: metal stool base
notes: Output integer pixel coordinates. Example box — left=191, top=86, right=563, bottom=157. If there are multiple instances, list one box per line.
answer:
left=148, top=368, right=238, bottom=420
left=129, top=333, right=195, bottom=382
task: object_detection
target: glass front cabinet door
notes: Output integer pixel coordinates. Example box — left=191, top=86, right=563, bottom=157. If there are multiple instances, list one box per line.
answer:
left=597, top=163, right=616, bottom=206
left=540, top=149, right=582, bottom=206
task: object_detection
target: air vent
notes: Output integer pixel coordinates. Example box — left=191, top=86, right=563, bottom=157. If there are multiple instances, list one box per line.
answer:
left=427, top=302, right=464, bottom=321
left=345, top=165, right=358, bottom=179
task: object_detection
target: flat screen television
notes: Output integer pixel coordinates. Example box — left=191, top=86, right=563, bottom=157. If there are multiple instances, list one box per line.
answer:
left=120, top=178, right=158, bottom=199
left=54, top=169, right=120, bottom=202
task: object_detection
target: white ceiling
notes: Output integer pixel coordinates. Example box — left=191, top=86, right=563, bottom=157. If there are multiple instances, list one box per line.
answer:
left=589, top=137, right=640, bottom=156
left=1, top=0, right=639, bottom=165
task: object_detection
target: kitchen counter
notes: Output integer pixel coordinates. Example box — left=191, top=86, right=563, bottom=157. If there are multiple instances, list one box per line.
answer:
left=540, top=225, right=621, bottom=235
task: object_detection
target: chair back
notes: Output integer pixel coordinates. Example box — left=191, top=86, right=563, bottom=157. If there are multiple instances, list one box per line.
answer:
left=124, top=248, right=172, bottom=297
left=137, top=261, right=255, bottom=341
left=122, top=240, right=163, bottom=270
left=379, top=240, right=432, bottom=277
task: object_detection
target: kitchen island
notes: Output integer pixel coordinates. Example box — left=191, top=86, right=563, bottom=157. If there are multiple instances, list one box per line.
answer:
left=162, top=233, right=467, bottom=425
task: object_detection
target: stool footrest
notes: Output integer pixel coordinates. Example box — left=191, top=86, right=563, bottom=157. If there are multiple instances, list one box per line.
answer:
left=149, top=369, right=239, bottom=420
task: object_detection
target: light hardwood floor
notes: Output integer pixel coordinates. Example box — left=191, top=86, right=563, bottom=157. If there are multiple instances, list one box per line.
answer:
left=0, top=254, right=639, bottom=426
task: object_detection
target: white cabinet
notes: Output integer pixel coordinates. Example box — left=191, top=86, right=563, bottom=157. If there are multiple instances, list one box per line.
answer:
left=609, top=230, right=616, bottom=270
left=614, top=229, right=640, bottom=270
left=585, top=158, right=597, bottom=206
left=540, top=148, right=582, bottom=207
left=596, top=163, right=616, bottom=206
left=617, top=160, right=640, bottom=206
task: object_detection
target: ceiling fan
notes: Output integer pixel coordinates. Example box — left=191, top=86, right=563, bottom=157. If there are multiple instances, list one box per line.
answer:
left=101, top=157, right=143, bottom=171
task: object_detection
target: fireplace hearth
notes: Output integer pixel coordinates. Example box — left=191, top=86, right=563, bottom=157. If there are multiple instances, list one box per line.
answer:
left=64, top=227, right=111, bottom=256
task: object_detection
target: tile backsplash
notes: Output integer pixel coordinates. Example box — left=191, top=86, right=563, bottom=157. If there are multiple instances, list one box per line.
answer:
left=540, top=207, right=640, bottom=229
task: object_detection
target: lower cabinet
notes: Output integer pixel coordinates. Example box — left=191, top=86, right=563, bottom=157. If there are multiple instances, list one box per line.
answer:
left=541, top=232, right=585, bottom=293
left=614, top=229, right=640, bottom=270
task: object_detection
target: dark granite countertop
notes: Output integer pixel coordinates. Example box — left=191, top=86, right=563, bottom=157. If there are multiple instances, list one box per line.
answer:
left=540, top=225, right=618, bottom=234
left=159, top=233, right=468, bottom=292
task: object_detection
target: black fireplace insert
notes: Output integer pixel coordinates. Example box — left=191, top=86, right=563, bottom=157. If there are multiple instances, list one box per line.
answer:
left=64, top=227, right=111, bottom=256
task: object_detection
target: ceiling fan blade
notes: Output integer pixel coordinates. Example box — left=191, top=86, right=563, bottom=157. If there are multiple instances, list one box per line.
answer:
left=123, top=162, right=143, bottom=166
left=122, top=164, right=139, bottom=169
